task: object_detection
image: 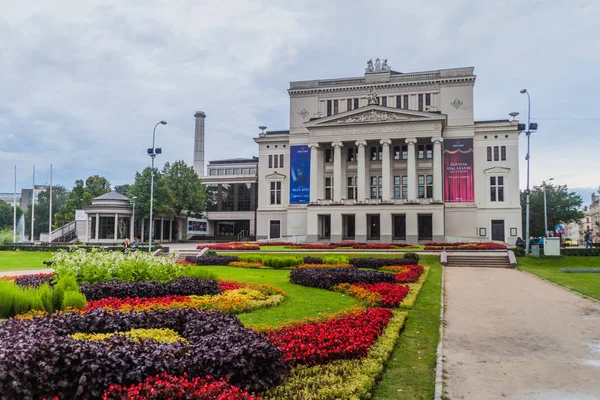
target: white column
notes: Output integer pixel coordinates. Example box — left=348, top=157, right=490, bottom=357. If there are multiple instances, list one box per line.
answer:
left=95, top=213, right=99, bottom=241
left=309, top=143, right=320, bottom=203
left=432, top=137, right=443, bottom=202
left=141, top=218, right=145, bottom=242
left=114, top=214, right=118, bottom=241
left=332, top=142, right=344, bottom=202
left=355, top=140, right=367, bottom=202
left=405, top=138, right=418, bottom=201
left=380, top=139, right=392, bottom=201
left=130, top=214, right=134, bottom=239
left=169, top=219, right=173, bottom=242
left=160, top=217, right=164, bottom=242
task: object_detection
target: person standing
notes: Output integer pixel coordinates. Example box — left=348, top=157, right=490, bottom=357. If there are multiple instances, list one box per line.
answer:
left=584, top=231, right=592, bottom=249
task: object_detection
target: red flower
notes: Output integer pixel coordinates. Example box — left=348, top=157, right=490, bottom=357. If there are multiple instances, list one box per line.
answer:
left=83, top=295, right=190, bottom=312
left=394, top=265, right=425, bottom=283
left=218, top=281, right=244, bottom=291
left=353, top=283, right=410, bottom=307
left=266, top=308, right=393, bottom=366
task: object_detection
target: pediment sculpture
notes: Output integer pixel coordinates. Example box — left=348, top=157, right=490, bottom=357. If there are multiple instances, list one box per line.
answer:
left=336, top=110, right=411, bottom=124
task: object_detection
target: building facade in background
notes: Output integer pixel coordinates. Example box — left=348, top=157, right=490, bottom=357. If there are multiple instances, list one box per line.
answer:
left=253, top=61, right=522, bottom=244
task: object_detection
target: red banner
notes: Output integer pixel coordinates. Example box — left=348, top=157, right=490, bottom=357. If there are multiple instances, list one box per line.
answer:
left=444, top=138, right=474, bottom=202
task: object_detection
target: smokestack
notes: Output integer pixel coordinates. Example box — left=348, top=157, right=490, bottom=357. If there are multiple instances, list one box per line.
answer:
left=193, top=111, right=206, bottom=176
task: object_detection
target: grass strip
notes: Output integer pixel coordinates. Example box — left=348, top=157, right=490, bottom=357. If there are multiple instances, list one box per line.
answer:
left=262, top=310, right=408, bottom=400
left=0, top=251, right=53, bottom=272
left=371, top=261, right=442, bottom=400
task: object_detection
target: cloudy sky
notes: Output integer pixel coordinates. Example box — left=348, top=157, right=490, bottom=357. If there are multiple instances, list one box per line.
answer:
left=1, top=0, right=598, bottom=203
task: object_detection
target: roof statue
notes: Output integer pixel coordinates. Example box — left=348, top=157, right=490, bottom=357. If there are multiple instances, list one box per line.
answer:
left=365, top=59, right=374, bottom=73
left=367, top=87, right=379, bottom=105
left=374, top=58, right=381, bottom=71
left=382, top=59, right=390, bottom=71
left=366, top=58, right=390, bottom=73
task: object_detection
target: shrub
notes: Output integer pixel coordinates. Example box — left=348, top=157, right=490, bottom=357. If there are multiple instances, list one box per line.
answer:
left=102, top=373, right=261, bottom=400
left=13, top=273, right=54, bottom=288
left=62, top=290, right=87, bottom=310
left=51, top=275, right=79, bottom=310
left=204, top=249, right=218, bottom=257
left=513, top=247, right=526, bottom=257
left=322, top=255, right=349, bottom=265
left=290, top=268, right=395, bottom=290
left=187, top=255, right=239, bottom=265
left=237, top=254, right=265, bottom=263
left=179, top=266, right=217, bottom=281
left=0, top=308, right=286, bottom=398
left=263, top=256, right=302, bottom=269
left=0, top=228, right=14, bottom=245
left=561, top=248, right=600, bottom=256
left=52, top=248, right=180, bottom=283
left=403, top=252, right=420, bottom=262
left=349, top=257, right=416, bottom=269
left=303, top=256, right=323, bottom=264
left=79, top=277, right=221, bottom=301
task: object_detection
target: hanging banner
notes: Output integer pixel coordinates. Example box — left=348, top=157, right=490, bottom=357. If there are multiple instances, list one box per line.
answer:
left=289, top=145, right=311, bottom=204
left=444, top=138, right=474, bottom=202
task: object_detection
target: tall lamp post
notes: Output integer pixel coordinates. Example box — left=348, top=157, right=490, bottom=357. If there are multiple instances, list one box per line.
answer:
left=148, top=121, right=167, bottom=252
left=520, top=89, right=538, bottom=254
left=543, top=178, right=554, bottom=235
left=130, top=196, right=137, bottom=240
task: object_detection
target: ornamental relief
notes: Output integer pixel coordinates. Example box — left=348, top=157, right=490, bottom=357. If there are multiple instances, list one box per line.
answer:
left=308, top=122, right=442, bottom=138
left=334, top=109, right=415, bottom=124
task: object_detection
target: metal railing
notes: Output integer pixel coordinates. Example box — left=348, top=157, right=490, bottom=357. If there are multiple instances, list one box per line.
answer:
left=50, top=220, right=77, bottom=242
left=237, top=230, right=249, bottom=241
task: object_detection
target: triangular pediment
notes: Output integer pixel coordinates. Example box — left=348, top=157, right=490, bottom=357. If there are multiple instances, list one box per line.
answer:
left=265, top=172, right=287, bottom=180
left=305, top=105, right=446, bottom=128
left=483, top=167, right=511, bottom=174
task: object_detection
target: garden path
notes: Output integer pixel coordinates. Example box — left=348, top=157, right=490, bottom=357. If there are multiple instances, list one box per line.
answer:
left=443, top=267, right=600, bottom=400
left=0, top=268, right=53, bottom=277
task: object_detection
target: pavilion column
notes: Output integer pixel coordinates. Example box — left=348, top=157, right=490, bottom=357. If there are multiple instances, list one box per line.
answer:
left=432, top=137, right=443, bottom=202
left=355, top=140, right=367, bottom=202
left=95, top=213, right=99, bottom=242
left=114, top=214, right=118, bottom=241
left=332, top=142, right=344, bottom=202
left=160, top=217, right=164, bottom=242
left=309, top=143, right=320, bottom=203
left=405, top=138, right=418, bottom=201
left=130, top=215, right=134, bottom=240
left=141, top=218, right=145, bottom=242
left=380, top=139, right=392, bottom=201
left=169, top=219, right=173, bottom=242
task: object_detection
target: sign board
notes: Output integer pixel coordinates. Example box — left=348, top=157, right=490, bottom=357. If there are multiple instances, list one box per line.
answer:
left=444, top=138, right=474, bottom=202
left=289, top=145, right=311, bottom=204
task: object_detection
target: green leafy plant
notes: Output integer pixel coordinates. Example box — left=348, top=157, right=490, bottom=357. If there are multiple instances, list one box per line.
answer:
left=179, top=267, right=217, bottom=281
left=61, top=290, right=87, bottom=310
left=403, top=252, right=420, bottom=263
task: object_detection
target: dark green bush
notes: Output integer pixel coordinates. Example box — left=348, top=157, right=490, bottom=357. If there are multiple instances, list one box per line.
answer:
left=263, top=256, right=302, bottom=269
left=402, top=252, right=420, bottom=263
left=513, top=247, right=526, bottom=257
left=204, top=249, right=218, bottom=257
left=561, top=248, right=600, bottom=256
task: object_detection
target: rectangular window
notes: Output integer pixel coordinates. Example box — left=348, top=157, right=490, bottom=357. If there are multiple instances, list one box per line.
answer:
left=402, top=145, right=408, bottom=160
left=325, top=149, right=332, bottom=163
left=393, top=146, right=400, bottom=160
left=370, top=176, right=382, bottom=199
left=418, top=145, right=425, bottom=160
left=217, top=169, right=224, bottom=175
left=347, top=177, right=357, bottom=200
left=249, top=168, right=256, bottom=175
left=396, top=95, right=402, bottom=108
left=327, top=100, right=332, bottom=116
left=418, top=175, right=433, bottom=198
left=325, top=177, right=333, bottom=200
left=270, top=181, right=281, bottom=205
left=378, top=146, right=382, bottom=160
left=233, top=168, right=240, bottom=175
left=273, top=155, right=278, bottom=168
left=487, top=146, right=492, bottom=162
left=426, top=93, right=431, bottom=106
left=209, top=169, right=216, bottom=176
left=280, top=154, right=284, bottom=168
left=381, top=96, right=387, bottom=107
left=402, top=176, right=408, bottom=199
left=242, top=168, right=249, bottom=175
left=268, top=155, right=273, bottom=168
left=426, top=144, right=433, bottom=159
left=347, top=147, right=355, bottom=162
left=354, top=98, right=359, bottom=109
left=347, top=98, right=352, bottom=111
left=418, top=94, right=423, bottom=111
left=393, top=176, right=404, bottom=199
left=403, top=95, right=409, bottom=109
left=370, top=147, right=377, bottom=161
left=333, top=99, right=339, bottom=115
left=225, top=169, right=233, bottom=175
left=501, top=146, right=506, bottom=161
left=490, top=176, right=505, bottom=202
left=493, top=146, right=499, bottom=161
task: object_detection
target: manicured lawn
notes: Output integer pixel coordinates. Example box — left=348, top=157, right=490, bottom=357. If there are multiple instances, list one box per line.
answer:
left=196, top=266, right=361, bottom=327
left=0, top=251, right=53, bottom=272
left=518, top=256, right=600, bottom=300
left=372, top=256, right=442, bottom=400
left=257, top=246, right=425, bottom=251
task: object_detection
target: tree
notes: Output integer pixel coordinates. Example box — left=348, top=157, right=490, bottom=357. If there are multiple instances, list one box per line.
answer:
left=114, top=184, right=131, bottom=197
left=520, top=184, right=584, bottom=237
left=129, top=168, right=172, bottom=219
left=26, top=186, right=69, bottom=238
left=55, top=176, right=111, bottom=227
left=0, top=200, right=23, bottom=230
left=162, top=161, right=205, bottom=217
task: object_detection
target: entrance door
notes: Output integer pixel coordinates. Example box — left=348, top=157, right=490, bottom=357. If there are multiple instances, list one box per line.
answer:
left=491, top=220, right=505, bottom=242
left=418, top=215, right=433, bottom=241
left=269, top=220, right=281, bottom=239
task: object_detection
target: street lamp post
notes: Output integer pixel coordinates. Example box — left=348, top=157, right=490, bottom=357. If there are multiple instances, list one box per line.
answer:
left=520, top=89, right=538, bottom=254
left=130, top=196, right=137, bottom=240
left=543, top=178, right=554, bottom=235
left=148, top=121, right=167, bottom=252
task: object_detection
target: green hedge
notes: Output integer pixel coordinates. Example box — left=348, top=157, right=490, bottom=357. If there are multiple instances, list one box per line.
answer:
left=561, top=248, right=600, bottom=256
left=0, top=245, right=160, bottom=253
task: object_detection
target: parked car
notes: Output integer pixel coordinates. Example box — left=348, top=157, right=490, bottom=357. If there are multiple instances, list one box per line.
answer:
left=563, top=238, right=578, bottom=247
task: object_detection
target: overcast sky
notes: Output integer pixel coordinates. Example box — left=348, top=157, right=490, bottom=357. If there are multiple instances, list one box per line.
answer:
left=1, top=1, right=598, bottom=203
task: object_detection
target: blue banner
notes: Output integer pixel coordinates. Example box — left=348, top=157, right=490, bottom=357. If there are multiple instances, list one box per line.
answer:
left=289, top=145, right=311, bottom=204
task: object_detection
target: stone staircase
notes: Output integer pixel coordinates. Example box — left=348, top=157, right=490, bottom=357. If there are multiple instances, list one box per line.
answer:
left=175, top=249, right=205, bottom=263
left=442, top=251, right=516, bottom=268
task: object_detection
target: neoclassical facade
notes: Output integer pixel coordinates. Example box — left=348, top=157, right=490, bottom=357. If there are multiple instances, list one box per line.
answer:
left=254, top=61, right=522, bottom=244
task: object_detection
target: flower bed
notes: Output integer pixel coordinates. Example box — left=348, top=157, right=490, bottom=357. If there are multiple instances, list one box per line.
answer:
left=332, top=284, right=381, bottom=307
left=80, top=277, right=222, bottom=300
left=283, top=242, right=419, bottom=250
left=103, top=373, right=261, bottom=400
left=296, top=263, right=354, bottom=269
left=349, top=257, right=417, bottom=269
left=187, top=255, right=239, bottom=265
left=0, top=308, right=286, bottom=398
left=354, top=283, right=409, bottom=307
left=423, top=242, right=507, bottom=250
left=265, top=308, right=393, bottom=366
left=8, top=273, right=54, bottom=287
left=290, top=268, right=395, bottom=290
left=197, top=243, right=261, bottom=251
left=228, top=261, right=264, bottom=268
left=394, top=264, right=426, bottom=283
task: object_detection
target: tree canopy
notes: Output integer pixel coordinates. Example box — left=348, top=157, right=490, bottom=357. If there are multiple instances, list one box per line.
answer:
left=520, top=184, right=584, bottom=237
left=25, top=186, right=69, bottom=239
left=0, top=200, right=23, bottom=230
left=55, top=176, right=111, bottom=227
